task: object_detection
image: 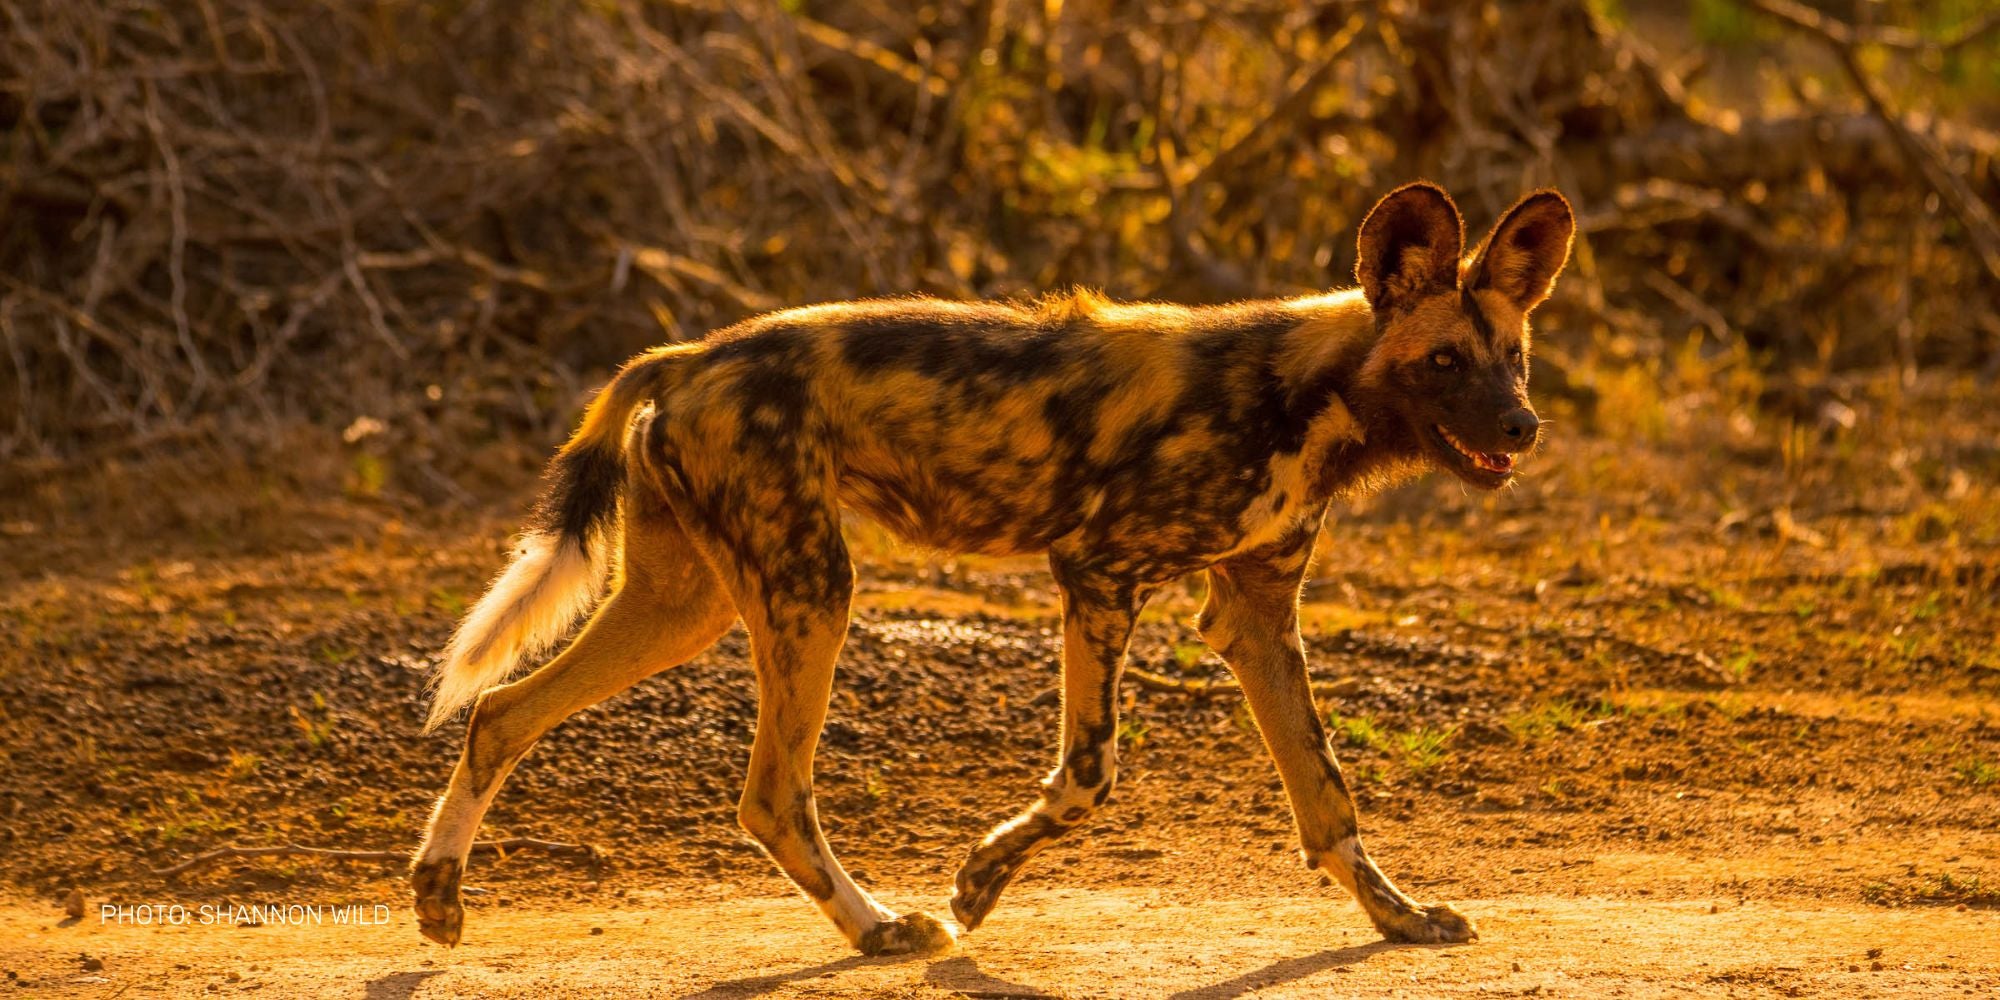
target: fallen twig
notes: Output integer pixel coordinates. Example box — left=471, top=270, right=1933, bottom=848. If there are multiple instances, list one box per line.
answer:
left=152, top=838, right=597, bottom=877
left=1124, top=667, right=1359, bottom=699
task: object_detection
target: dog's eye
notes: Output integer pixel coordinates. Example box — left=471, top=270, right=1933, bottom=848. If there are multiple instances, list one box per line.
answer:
left=1431, top=351, right=1457, bottom=370
left=1507, top=346, right=1524, bottom=364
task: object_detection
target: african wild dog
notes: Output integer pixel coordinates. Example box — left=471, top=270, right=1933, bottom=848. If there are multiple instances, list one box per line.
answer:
left=412, top=182, right=1573, bottom=955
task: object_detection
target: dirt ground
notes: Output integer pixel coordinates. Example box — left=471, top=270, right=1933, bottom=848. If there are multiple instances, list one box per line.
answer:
left=5, top=889, right=1999, bottom=998
left=1, top=371, right=1997, bottom=997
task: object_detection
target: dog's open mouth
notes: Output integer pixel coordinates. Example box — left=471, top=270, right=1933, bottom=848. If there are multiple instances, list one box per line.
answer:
left=1434, top=425, right=1514, bottom=476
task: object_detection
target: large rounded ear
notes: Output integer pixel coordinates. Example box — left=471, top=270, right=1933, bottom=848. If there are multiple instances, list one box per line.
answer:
left=1468, top=190, right=1575, bottom=313
left=1355, top=181, right=1465, bottom=315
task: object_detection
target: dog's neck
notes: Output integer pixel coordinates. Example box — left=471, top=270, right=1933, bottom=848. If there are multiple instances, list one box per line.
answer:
left=1272, top=291, right=1391, bottom=435
left=1270, top=289, right=1431, bottom=498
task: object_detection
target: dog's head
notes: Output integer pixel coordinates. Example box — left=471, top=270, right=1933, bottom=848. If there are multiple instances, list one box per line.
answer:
left=1351, top=182, right=1574, bottom=490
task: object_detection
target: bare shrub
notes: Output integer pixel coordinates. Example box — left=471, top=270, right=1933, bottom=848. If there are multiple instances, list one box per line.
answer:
left=1, top=0, right=1994, bottom=462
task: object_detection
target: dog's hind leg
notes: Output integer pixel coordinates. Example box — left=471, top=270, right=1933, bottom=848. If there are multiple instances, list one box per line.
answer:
left=413, top=496, right=736, bottom=947
left=1199, top=525, right=1476, bottom=944
left=682, top=493, right=956, bottom=957
left=950, top=557, right=1148, bottom=932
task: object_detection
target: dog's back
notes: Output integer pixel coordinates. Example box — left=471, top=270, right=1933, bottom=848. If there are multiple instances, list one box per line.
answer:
left=642, top=291, right=1374, bottom=564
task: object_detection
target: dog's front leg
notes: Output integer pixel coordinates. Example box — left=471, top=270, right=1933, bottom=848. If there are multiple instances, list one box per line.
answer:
left=1200, top=537, right=1477, bottom=944
left=950, top=560, right=1147, bottom=932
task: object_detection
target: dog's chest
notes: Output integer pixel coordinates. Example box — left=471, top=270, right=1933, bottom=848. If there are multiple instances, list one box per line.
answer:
left=1219, top=398, right=1362, bottom=558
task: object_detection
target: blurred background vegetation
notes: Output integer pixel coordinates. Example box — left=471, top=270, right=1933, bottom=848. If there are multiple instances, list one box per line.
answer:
left=1, top=0, right=1996, bottom=503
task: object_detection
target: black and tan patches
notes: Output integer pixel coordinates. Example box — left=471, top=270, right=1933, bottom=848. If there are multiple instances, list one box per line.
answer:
left=418, top=182, right=1565, bottom=955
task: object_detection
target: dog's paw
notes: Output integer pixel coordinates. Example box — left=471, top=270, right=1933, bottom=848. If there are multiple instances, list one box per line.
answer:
left=1376, top=902, right=1478, bottom=944
left=857, top=910, right=958, bottom=956
left=411, top=857, right=465, bottom=948
left=949, top=855, right=1024, bottom=933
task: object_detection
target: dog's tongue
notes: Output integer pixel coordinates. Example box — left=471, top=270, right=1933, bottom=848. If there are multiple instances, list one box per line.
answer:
left=1476, top=452, right=1514, bottom=473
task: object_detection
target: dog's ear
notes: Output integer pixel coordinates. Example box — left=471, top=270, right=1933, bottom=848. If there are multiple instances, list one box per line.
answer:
left=1355, top=181, right=1465, bottom=315
left=1468, top=190, right=1574, bottom=313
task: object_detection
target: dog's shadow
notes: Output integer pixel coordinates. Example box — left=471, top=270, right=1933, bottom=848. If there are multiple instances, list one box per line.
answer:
left=678, top=939, right=1416, bottom=999
left=923, top=955, right=1055, bottom=997
left=363, top=970, right=446, bottom=1000
left=675, top=954, right=895, bottom=999
left=1164, top=940, right=1408, bottom=1000
left=682, top=953, right=1052, bottom=1000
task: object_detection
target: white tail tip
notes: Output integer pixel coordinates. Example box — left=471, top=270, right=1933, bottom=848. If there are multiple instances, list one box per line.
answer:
left=424, top=532, right=605, bottom=732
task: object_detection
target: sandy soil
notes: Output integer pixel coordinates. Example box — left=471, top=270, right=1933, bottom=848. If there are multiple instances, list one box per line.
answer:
left=7, top=886, right=2000, bottom=998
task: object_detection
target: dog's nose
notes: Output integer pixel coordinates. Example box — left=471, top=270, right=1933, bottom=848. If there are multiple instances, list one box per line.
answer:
left=1499, top=407, right=1539, bottom=446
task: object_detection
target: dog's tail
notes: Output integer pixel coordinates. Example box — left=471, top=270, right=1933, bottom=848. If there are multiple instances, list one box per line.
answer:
left=423, top=348, right=685, bottom=733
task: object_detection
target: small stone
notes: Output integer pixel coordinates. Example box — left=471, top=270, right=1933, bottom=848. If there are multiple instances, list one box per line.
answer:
left=226, top=971, right=242, bottom=982
left=590, top=927, right=604, bottom=936
left=1511, top=962, right=1524, bottom=973
left=79, top=956, right=103, bottom=973
left=62, top=890, right=85, bottom=920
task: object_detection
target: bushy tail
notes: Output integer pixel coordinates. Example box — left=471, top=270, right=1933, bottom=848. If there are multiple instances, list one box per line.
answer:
left=423, top=350, right=680, bottom=732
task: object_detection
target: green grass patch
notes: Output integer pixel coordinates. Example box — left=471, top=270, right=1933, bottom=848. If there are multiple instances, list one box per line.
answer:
left=1326, top=711, right=1385, bottom=751
left=223, top=750, right=261, bottom=781
left=1504, top=699, right=1588, bottom=741
left=1394, top=725, right=1457, bottom=772
left=1956, top=757, right=2000, bottom=787
left=1722, top=650, right=1757, bottom=684
left=1117, top=717, right=1151, bottom=751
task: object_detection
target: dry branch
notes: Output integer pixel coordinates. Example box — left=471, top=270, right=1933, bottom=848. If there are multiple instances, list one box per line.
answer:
left=1748, top=0, right=2000, bottom=55
left=152, top=838, right=597, bottom=877
left=1124, top=667, right=1358, bottom=699
left=1748, top=0, right=2000, bottom=286
left=1184, top=13, right=1370, bottom=194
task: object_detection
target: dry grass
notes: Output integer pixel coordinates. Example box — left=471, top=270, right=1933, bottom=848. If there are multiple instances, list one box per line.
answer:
left=1, top=0, right=1996, bottom=472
